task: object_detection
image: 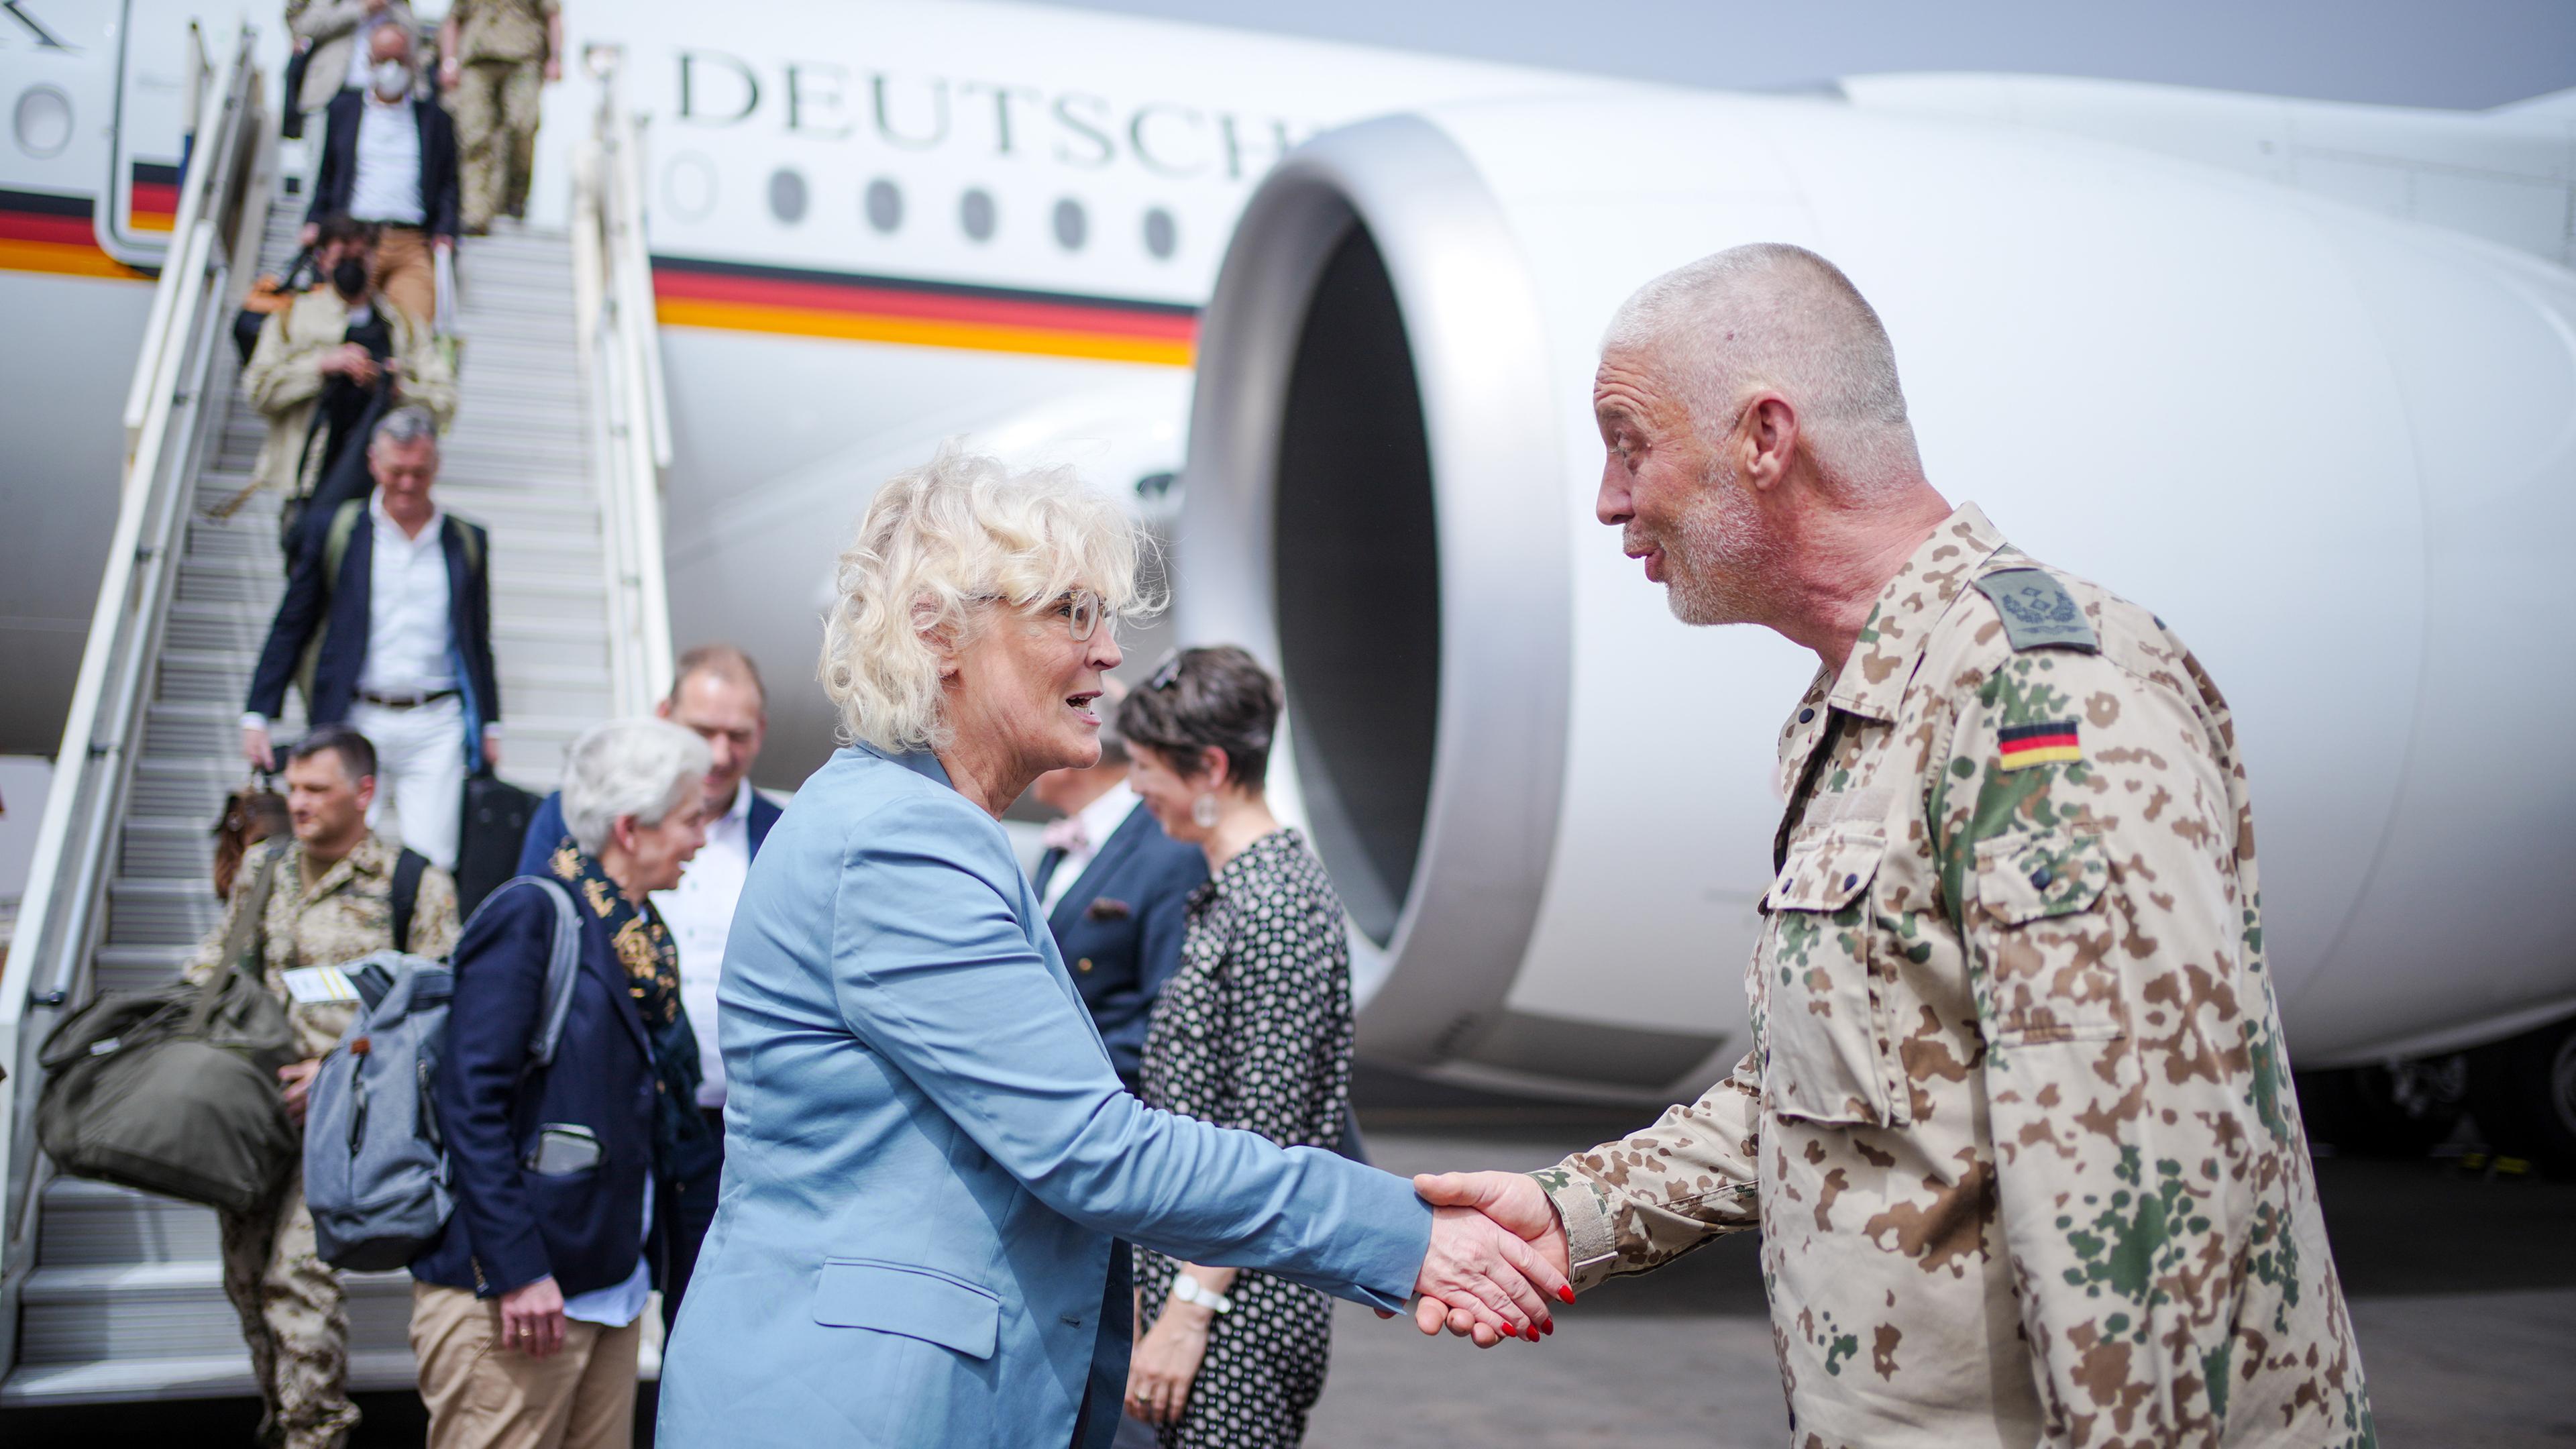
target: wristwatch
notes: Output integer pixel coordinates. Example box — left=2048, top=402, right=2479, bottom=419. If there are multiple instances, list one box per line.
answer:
left=1168, top=1273, right=1234, bottom=1315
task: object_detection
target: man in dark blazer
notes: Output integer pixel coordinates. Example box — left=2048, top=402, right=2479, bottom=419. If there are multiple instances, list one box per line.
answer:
left=1028, top=702, right=1207, bottom=1449
left=516, top=644, right=778, bottom=1332
left=1030, top=716, right=1208, bottom=1093
left=300, top=23, right=459, bottom=325
left=243, top=407, right=498, bottom=870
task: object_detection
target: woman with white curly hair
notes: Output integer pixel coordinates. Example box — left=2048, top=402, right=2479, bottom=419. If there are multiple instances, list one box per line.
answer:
left=656, top=445, right=1567, bottom=1449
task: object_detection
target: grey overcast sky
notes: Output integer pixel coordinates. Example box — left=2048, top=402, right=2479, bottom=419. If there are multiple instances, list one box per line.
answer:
left=1032, top=0, right=2576, bottom=111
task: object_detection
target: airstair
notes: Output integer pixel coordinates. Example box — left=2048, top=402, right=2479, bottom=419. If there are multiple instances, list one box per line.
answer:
left=0, top=33, right=675, bottom=1404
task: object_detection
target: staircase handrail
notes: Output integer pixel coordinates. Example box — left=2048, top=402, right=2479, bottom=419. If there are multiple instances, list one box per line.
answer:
left=0, top=28, right=267, bottom=1377
left=574, top=49, right=676, bottom=714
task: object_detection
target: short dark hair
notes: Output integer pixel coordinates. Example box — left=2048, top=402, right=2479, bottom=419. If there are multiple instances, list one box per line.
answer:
left=1116, top=646, right=1282, bottom=789
left=313, top=214, right=377, bottom=250
left=670, top=643, right=767, bottom=710
left=287, top=724, right=377, bottom=783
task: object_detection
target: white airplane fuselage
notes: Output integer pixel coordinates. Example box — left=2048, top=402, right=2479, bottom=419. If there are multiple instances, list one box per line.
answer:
left=3, top=0, right=2571, bottom=1102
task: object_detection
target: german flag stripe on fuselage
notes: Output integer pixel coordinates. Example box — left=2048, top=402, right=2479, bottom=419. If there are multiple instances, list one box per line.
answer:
left=0, top=188, right=149, bottom=280
left=1996, top=720, right=2082, bottom=770
left=651, top=255, right=1199, bottom=367
left=129, top=161, right=181, bottom=233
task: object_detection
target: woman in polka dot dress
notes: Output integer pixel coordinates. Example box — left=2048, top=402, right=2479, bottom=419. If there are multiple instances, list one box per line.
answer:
left=1116, top=647, right=1358, bottom=1449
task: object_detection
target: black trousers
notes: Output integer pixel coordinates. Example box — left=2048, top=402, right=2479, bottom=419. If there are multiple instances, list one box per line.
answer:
left=661, top=1106, right=725, bottom=1334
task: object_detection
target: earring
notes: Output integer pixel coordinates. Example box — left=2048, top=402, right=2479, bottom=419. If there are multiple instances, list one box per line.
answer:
left=1191, top=793, right=1220, bottom=829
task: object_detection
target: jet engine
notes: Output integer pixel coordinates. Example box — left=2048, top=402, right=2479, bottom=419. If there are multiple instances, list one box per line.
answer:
left=1177, top=93, right=2576, bottom=1102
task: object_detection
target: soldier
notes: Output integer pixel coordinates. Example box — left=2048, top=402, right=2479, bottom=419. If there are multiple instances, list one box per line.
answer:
left=1417, top=244, right=2376, bottom=1447
left=437, top=0, right=561, bottom=235
left=185, top=724, right=460, bottom=1449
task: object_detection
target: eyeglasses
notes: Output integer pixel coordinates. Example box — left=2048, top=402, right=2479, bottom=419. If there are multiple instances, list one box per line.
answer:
left=977, top=589, right=1110, bottom=642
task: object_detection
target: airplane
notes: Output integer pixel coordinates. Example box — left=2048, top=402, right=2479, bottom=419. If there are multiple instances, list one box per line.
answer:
left=3, top=0, right=2572, bottom=1170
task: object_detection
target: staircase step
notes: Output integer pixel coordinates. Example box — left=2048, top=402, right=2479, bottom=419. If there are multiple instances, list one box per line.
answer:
left=37, top=1179, right=221, bottom=1268
left=0, top=1348, right=429, bottom=1405
left=16, top=1258, right=415, bottom=1364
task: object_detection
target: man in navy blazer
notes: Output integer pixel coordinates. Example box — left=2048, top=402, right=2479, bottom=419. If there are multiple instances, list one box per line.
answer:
left=300, top=23, right=459, bottom=325
left=243, top=409, right=497, bottom=870
left=1029, top=712, right=1206, bottom=1093
left=517, top=645, right=778, bottom=1329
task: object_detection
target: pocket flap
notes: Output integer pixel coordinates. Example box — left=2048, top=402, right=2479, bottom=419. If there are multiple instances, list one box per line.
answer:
left=812, top=1258, right=1002, bottom=1360
left=1974, top=831, right=2109, bottom=925
left=1766, top=829, right=1887, bottom=913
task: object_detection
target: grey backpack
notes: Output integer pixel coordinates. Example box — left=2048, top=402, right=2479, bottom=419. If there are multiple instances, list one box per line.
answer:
left=303, top=877, right=581, bottom=1271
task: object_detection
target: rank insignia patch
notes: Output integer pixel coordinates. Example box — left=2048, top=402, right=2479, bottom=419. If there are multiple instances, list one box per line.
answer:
left=1997, top=720, right=2082, bottom=770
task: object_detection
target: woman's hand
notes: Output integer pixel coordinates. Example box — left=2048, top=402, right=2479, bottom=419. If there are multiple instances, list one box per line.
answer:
left=1124, top=1302, right=1214, bottom=1424
left=497, top=1275, right=567, bottom=1358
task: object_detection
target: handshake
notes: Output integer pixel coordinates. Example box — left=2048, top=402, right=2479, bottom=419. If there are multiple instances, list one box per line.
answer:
left=1401, top=1171, right=1574, bottom=1346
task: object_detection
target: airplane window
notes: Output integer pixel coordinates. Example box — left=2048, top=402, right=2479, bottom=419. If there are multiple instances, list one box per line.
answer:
left=14, top=85, right=73, bottom=159
left=1143, top=207, right=1178, bottom=261
left=1053, top=198, right=1087, bottom=252
left=961, top=188, right=998, bottom=242
left=769, top=167, right=808, bottom=225
left=865, top=178, right=903, bottom=233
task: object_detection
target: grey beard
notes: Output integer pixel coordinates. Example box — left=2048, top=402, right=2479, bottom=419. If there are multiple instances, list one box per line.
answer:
left=1662, top=463, right=1782, bottom=627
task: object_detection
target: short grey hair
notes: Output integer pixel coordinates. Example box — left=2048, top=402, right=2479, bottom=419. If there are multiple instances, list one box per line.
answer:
left=371, top=405, right=439, bottom=453
left=560, top=718, right=712, bottom=855
left=1601, top=243, right=1921, bottom=492
left=820, top=441, right=1156, bottom=755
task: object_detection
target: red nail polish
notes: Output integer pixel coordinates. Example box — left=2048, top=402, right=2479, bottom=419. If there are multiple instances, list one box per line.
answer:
left=1542, top=1320, right=1554, bottom=1336
left=1525, top=1325, right=1541, bottom=1342
left=1557, top=1285, right=1576, bottom=1305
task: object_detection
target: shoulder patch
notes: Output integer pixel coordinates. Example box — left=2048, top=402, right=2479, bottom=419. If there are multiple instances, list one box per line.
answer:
left=1972, top=568, right=2098, bottom=653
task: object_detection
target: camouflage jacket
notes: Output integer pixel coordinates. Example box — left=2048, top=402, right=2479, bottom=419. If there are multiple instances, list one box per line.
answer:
left=186, top=834, right=462, bottom=1060
left=1534, top=504, right=2371, bottom=1448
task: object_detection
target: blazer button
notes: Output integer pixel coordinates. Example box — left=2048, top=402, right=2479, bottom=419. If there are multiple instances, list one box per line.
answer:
left=1061, top=1313, right=1085, bottom=1326
left=1077, top=958, right=1093, bottom=973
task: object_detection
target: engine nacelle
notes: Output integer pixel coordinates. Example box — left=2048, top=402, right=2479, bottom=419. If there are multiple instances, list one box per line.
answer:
left=1177, top=93, right=2576, bottom=1099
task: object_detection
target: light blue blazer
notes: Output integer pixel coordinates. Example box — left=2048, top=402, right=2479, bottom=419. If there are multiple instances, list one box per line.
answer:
left=657, top=744, right=1432, bottom=1447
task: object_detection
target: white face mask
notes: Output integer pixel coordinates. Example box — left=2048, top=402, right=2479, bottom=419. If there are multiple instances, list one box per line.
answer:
left=370, top=60, right=410, bottom=100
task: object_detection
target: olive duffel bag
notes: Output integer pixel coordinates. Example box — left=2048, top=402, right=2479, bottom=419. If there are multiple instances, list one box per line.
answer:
left=34, top=854, right=302, bottom=1216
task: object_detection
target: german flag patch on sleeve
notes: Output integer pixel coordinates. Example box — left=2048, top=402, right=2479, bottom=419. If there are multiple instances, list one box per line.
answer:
left=1996, top=720, right=2082, bottom=770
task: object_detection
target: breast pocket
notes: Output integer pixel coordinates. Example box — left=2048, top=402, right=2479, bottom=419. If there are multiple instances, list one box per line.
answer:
left=1969, top=830, right=2123, bottom=1045
left=1762, top=827, right=1893, bottom=1127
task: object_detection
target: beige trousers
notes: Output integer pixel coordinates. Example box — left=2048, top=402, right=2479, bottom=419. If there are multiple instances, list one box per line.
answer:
left=369, top=225, right=436, bottom=329
left=410, top=1281, right=641, bottom=1449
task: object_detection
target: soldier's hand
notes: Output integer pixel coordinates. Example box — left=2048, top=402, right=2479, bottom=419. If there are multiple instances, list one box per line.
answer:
left=543, top=57, right=563, bottom=83
left=498, top=1276, right=568, bottom=1358
left=278, top=1059, right=321, bottom=1124
left=439, top=56, right=461, bottom=89
left=1416, top=1171, right=1574, bottom=1339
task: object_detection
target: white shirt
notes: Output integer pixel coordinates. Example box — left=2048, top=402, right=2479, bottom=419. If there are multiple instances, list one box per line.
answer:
left=1038, top=780, right=1141, bottom=918
left=357, top=494, right=454, bottom=695
left=349, top=93, right=424, bottom=225
left=653, top=779, right=753, bottom=1109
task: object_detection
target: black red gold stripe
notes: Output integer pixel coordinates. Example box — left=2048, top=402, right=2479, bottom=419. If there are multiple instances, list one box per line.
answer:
left=129, top=161, right=180, bottom=233
left=0, top=189, right=147, bottom=280
left=651, top=255, right=1198, bottom=367
left=1997, top=720, right=2082, bottom=770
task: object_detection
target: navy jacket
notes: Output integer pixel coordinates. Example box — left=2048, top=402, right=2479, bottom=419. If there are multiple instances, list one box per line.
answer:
left=515, top=788, right=782, bottom=879
left=414, top=878, right=661, bottom=1298
left=307, top=90, right=460, bottom=240
left=246, top=507, right=499, bottom=762
left=1040, top=802, right=1206, bottom=1091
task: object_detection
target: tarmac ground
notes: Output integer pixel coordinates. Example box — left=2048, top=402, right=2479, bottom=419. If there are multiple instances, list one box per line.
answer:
left=7, top=1073, right=2572, bottom=1448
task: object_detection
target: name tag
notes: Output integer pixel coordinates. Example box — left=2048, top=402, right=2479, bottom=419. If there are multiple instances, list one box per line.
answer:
left=280, top=965, right=362, bottom=1005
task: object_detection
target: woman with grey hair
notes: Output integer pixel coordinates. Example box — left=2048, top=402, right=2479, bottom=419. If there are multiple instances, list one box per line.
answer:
left=657, top=444, right=1566, bottom=1449
left=412, top=718, right=712, bottom=1449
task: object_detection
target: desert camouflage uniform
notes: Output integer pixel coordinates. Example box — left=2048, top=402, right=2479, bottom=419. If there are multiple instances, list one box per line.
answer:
left=186, top=833, right=460, bottom=1448
left=444, top=0, right=555, bottom=231
left=1534, top=504, right=2372, bottom=1448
